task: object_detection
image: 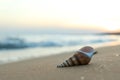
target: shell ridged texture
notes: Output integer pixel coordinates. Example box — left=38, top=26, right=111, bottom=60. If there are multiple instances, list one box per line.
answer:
left=57, top=46, right=95, bottom=68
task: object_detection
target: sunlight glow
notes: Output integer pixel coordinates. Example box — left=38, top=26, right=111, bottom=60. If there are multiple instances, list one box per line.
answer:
left=105, top=26, right=120, bottom=31
left=0, top=0, right=120, bottom=32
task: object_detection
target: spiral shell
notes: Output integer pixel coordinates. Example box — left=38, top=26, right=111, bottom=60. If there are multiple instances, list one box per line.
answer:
left=57, top=46, right=96, bottom=68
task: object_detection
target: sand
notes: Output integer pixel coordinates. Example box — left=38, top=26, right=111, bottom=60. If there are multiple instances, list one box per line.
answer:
left=0, top=45, right=120, bottom=80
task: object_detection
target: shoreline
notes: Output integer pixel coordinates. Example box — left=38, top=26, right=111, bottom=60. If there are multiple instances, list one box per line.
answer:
left=0, top=43, right=120, bottom=80
left=0, top=40, right=120, bottom=65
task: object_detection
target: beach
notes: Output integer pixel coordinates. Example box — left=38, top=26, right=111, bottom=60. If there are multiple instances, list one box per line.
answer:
left=0, top=45, right=120, bottom=80
left=1, top=0, right=120, bottom=80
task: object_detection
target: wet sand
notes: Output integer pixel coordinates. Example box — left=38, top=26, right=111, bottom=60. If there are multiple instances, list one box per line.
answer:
left=0, top=45, right=120, bottom=80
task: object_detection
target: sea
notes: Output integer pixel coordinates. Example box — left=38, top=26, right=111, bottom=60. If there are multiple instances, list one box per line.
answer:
left=0, top=34, right=120, bottom=64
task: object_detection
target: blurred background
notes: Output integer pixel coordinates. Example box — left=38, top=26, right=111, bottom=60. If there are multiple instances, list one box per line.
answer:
left=0, top=0, right=120, bottom=64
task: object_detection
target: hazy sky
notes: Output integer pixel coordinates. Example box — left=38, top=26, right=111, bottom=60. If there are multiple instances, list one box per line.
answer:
left=0, top=0, right=120, bottom=33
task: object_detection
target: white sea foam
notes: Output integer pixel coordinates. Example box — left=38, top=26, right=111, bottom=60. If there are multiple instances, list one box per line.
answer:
left=0, top=34, right=119, bottom=64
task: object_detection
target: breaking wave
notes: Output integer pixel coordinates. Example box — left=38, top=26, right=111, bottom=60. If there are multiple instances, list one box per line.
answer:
left=0, top=35, right=116, bottom=49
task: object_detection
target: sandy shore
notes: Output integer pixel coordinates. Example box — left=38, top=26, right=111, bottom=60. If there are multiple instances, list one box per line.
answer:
left=0, top=45, right=120, bottom=80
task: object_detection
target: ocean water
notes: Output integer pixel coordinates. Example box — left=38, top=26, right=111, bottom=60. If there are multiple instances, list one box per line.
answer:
left=0, top=34, right=120, bottom=64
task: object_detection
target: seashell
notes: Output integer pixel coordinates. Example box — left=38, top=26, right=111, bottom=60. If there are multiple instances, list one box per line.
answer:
left=57, top=46, right=97, bottom=68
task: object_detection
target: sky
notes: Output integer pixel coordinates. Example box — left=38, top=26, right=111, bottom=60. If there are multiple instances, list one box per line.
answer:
left=0, top=0, right=120, bottom=34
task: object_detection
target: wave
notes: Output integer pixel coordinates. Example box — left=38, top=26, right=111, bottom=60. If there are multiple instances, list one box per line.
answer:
left=0, top=36, right=116, bottom=49
left=0, top=37, right=28, bottom=49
